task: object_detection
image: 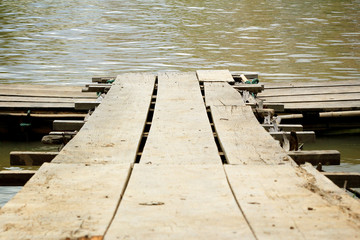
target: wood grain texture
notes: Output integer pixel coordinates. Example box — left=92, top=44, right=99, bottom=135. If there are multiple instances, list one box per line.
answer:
left=196, top=70, right=234, bottom=82
left=261, top=92, right=360, bottom=103
left=225, top=165, right=360, bottom=240
left=0, top=96, right=96, bottom=103
left=210, top=105, right=293, bottom=165
left=204, top=82, right=245, bottom=107
left=53, top=73, right=155, bottom=164
left=0, top=163, right=131, bottom=239
left=140, top=72, right=221, bottom=164
left=262, top=80, right=360, bottom=89
left=105, top=165, right=255, bottom=240
left=282, top=101, right=360, bottom=112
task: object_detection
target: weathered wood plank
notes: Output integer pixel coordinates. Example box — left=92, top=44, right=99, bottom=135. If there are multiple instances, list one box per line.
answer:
left=53, top=120, right=85, bottom=131
left=0, top=163, right=131, bottom=239
left=0, top=170, right=36, bottom=186
left=92, top=77, right=116, bottom=83
left=262, top=124, right=303, bottom=132
left=225, top=165, right=360, bottom=239
left=196, top=69, right=235, bottom=82
left=53, top=73, right=156, bottom=164
left=10, top=151, right=58, bottom=166
left=210, top=105, right=293, bottom=165
left=269, top=131, right=316, bottom=143
left=281, top=101, right=360, bottom=112
left=204, top=82, right=245, bottom=107
left=261, top=93, right=360, bottom=103
left=140, top=72, right=221, bottom=164
left=322, top=172, right=360, bottom=188
left=233, top=84, right=264, bottom=93
left=288, top=150, right=340, bottom=165
left=0, top=102, right=75, bottom=110
left=74, top=101, right=101, bottom=110
left=105, top=165, right=255, bottom=239
left=263, top=80, right=360, bottom=89
left=0, top=96, right=96, bottom=103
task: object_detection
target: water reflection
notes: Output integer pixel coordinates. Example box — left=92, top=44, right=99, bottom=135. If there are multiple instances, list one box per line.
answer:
left=0, top=0, right=359, bottom=84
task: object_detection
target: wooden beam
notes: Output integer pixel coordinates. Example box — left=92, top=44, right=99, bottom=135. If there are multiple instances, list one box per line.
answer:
left=10, top=151, right=58, bottom=166
left=92, top=76, right=115, bottom=83
left=53, top=120, right=85, bottom=131
left=41, top=134, right=73, bottom=144
left=247, top=102, right=285, bottom=112
left=262, top=124, right=303, bottom=132
left=270, top=131, right=316, bottom=143
left=74, top=101, right=100, bottom=110
left=0, top=170, right=36, bottom=186
left=322, top=172, right=360, bottom=188
left=233, top=84, right=264, bottom=93
left=82, top=86, right=111, bottom=93
left=196, top=69, right=235, bottom=82
left=287, top=150, right=340, bottom=165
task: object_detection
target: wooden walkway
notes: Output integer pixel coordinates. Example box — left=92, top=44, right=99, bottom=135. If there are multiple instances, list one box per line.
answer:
left=0, top=71, right=359, bottom=239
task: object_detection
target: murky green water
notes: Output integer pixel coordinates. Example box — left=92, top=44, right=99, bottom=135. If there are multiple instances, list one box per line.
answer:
left=0, top=0, right=359, bottom=205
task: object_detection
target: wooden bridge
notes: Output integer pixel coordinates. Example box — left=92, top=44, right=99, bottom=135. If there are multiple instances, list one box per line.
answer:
left=0, top=70, right=359, bottom=239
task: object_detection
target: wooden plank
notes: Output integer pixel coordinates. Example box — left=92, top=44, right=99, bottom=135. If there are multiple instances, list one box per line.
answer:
left=322, top=172, right=360, bottom=188
left=204, top=82, right=245, bottom=107
left=140, top=72, right=221, bottom=164
left=259, top=85, right=360, bottom=97
left=0, top=96, right=96, bottom=103
left=53, top=120, right=85, bottom=131
left=260, top=93, right=360, bottom=103
left=288, top=150, right=340, bottom=165
left=210, top=105, right=293, bottom=165
left=263, top=80, right=360, bottom=89
left=82, top=86, right=111, bottom=93
left=270, top=131, right=316, bottom=143
left=53, top=73, right=155, bottom=164
left=0, top=102, right=75, bottom=110
left=233, top=84, right=264, bottom=93
left=225, top=165, right=360, bottom=239
left=41, top=134, right=74, bottom=144
left=282, top=101, right=360, bottom=112
left=74, top=101, right=101, bottom=110
left=105, top=165, right=255, bottom=239
left=0, top=170, right=36, bottom=186
left=92, top=77, right=115, bottom=83
left=196, top=69, right=235, bottom=82
left=10, top=151, right=58, bottom=166
left=262, top=124, right=303, bottom=132
left=0, top=163, right=131, bottom=239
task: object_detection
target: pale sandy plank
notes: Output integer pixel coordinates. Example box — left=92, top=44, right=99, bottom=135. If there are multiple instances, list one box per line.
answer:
left=0, top=163, right=131, bottom=239
left=0, top=86, right=96, bottom=98
left=204, top=82, right=245, bottom=107
left=105, top=165, right=255, bottom=240
left=140, top=72, right=221, bottom=164
left=210, top=105, right=293, bottom=165
left=196, top=70, right=235, bottom=82
left=0, top=101, right=75, bottom=109
left=0, top=84, right=86, bottom=90
left=259, top=85, right=360, bottom=97
left=260, top=92, right=360, bottom=103
left=0, top=95, right=95, bottom=103
left=262, top=80, right=360, bottom=89
left=281, top=101, right=360, bottom=112
left=53, top=73, right=155, bottom=164
left=225, top=165, right=360, bottom=240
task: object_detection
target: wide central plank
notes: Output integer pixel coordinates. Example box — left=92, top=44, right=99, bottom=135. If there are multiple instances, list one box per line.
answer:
left=140, top=72, right=221, bottom=164
left=105, top=165, right=255, bottom=239
left=53, top=73, right=155, bottom=164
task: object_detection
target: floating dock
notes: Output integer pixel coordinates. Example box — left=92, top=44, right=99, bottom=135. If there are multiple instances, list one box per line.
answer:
left=0, top=70, right=359, bottom=239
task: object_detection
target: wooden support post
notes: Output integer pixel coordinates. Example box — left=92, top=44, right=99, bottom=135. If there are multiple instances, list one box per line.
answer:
left=0, top=170, right=36, bottom=186
left=270, top=131, right=316, bottom=143
left=287, top=150, right=340, bottom=165
left=262, top=124, right=303, bottom=132
left=322, top=172, right=360, bottom=188
left=10, top=151, right=58, bottom=166
left=53, top=120, right=85, bottom=131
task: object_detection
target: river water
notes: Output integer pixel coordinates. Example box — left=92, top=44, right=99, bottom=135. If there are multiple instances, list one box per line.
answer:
left=0, top=0, right=359, bottom=205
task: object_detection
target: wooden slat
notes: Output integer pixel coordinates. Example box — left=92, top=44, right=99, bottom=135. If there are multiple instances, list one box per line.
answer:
left=10, top=151, right=58, bottom=166
left=92, top=77, right=115, bottom=83
left=288, top=150, right=340, bottom=165
left=269, top=131, right=316, bottom=143
left=262, top=124, right=303, bottom=131
left=0, top=102, right=75, bottom=110
left=53, top=120, right=85, bottom=131
left=0, top=170, right=36, bottom=186
left=233, top=84, right=264, bottom=93
left=204, top=82, right=245, bottom=107
left=261, top=93, right=360, bottom=103
left=322, top=172, right=360, bottom=188
left=74, top=101, right=100, bottom=110
left=53, top=73, right=156, bottom=164
left=225, top=165, right=360, bottom=239
left=196, top=69, right=235, bottom=82
left=210, top=105, right=293, bottom=165
left=0, top=96, right=96, bottom=103
left=0, top=163, right=131, bottom=239
left=140, top=72, right=221, bottom=164
left=263, top=80, right=360, bottom=89
left=282, top=101, right=360, bottom=112
left=105, top=165, right=255, bottom=239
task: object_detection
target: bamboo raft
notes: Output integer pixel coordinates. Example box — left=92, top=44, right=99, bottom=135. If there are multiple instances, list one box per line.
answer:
left=0, top=70, right=359, bottom=239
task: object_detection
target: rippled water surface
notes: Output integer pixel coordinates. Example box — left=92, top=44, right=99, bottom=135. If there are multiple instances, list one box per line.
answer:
left=0, top=0, right=359, bottom=84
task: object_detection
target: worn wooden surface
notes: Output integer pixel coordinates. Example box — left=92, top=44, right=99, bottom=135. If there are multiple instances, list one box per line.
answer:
left=105, top=165, right=255, bottom=240
left=225, top=165, right=360, bottom=239
left=141, top=72, right=221, bottom=164
left=204, top=82, right=245, bottom=107
left=53, top=73, right=155, bottom=164
left=0, top=163, right=131, bottom=239
left=196, top=69, right=235, bottom=82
